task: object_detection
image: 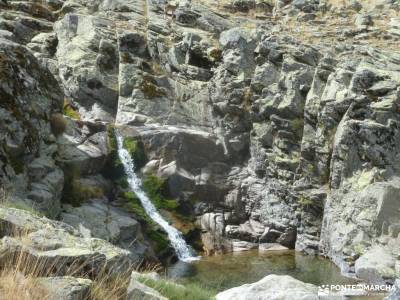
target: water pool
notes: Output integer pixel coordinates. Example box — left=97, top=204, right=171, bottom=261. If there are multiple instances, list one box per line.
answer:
left=166, top=250, right=353, bottom=292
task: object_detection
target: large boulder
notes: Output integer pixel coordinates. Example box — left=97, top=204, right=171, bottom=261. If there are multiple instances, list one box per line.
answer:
left=216, top=275, right=318, bottom=300
left=61, top=200, right=150, bottom=259
left=355, top=247, right=397, bottom=284
left=57, top=119, right=109, bottom=175
left=320, top=178, right=400, bottom=277
left=37, top=276, right=92, bottom=300
left=0, top=207, right=143, bottom=276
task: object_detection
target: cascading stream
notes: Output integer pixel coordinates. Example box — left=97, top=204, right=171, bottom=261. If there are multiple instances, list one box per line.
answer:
left=116, top=132, right=199, bottom=262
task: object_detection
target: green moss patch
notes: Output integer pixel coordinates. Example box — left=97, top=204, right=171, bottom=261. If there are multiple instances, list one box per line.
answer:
left=123, top=137, right=147, bottom=170
left=147, top=230, right=170, bottom=254
left=142, top=174, right=178, bottom=212
left=137, top=277, right=216, bottom=300
left=122, top=190, right=171, bottom=257
left=102, top=128, right=147, bottom=179
left=123, top=191, right=151, bottom=223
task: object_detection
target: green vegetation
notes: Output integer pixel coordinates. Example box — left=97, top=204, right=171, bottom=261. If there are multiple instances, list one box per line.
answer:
left=123, top=137, right=147, bottom=170
left=142, top=174, right=178, bottom=211
left=0, top=191, right=43, bottom=217
left=103, top=127, right=147, bottom=179
left=123, top=191, right=151, bottom=223
left=122, top=191, right=171, bottom=256
left=138, top=277, right=216, bottom=300
left=63, top=99, right=81, bottom=120
left=115, top=177, right=129, bottom=189
left=147, top=230, right=170, bottom=253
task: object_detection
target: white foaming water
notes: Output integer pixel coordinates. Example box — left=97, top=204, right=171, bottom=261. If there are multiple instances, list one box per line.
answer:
left=116, top=133, right=199, bottom=262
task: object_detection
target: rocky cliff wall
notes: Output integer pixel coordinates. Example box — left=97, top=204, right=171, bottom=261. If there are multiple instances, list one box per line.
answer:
left=1, top=0, right=400, bottom=284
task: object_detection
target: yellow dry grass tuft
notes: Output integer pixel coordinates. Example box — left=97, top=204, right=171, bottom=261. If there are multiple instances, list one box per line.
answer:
left=0, top=216, right=156, bottom=300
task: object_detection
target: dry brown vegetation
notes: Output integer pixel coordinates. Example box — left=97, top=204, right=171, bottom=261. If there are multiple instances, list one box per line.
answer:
left=196, top=0, right=400, bottom=51
left=0, top=222, right=140, bottom=300
left=50, top=113, right=67, bottom=136
left=0, top=244, right=134, bottom=300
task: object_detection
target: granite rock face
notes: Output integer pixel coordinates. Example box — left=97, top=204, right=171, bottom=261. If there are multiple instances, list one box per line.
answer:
left=216, top=274, right=319, bottom=300
left=1, top=0, right=400, bottom=288
left=0, top=37, right=63, bottom=218
left=0, top=207, right=142, bottom=275
left=37, top=276, right=92, bottom=300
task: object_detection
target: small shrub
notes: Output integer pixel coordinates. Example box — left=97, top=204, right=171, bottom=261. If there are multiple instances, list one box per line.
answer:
left=291, top=118, right=304, bottom=139
left=50, top=113, right=67, bottom=136
left=62, top=164, right=104, bottom=207
left=0, top=228, right=134, bottom=300
left=115, top=177, right=129, bottom=189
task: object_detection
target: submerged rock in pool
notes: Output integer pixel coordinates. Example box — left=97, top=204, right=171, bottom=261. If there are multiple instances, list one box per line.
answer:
left=216, top=274, right=318, bottom=300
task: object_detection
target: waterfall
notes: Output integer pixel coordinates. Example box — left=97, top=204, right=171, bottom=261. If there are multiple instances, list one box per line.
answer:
left=116, top=132, right=199, bottom=262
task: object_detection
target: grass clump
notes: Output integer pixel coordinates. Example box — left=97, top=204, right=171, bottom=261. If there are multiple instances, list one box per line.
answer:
left=0, top=226, right=134, bottom=300
left=123, top=191, right=151, bottom=223
left=138, top=276, right=216, bottom=300
left=123, top=137, right=147, bottom=170
left=146, top=230, right=170, bottom=254
left=0, top=271, right=50, bottom=300
left=122, top=191, right=171, bottom=256
left=142, top=174, right=178, bottom=212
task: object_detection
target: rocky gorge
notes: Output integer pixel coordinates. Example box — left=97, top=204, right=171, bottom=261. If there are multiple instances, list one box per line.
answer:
left=1, top=0, right=400, bottom=298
